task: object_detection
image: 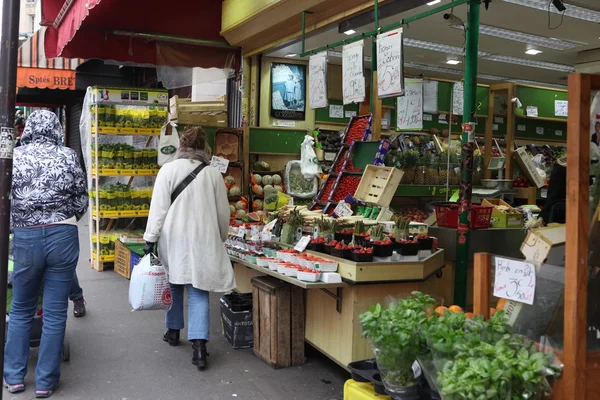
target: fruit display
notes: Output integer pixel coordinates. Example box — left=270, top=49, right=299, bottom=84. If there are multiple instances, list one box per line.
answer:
left=344, top=115, right=371, bottom=144
left=223, top=165, right=244, bottom=198
left=332, top=175, right=361, bottom=202
left=91, top=229, right=144, bottom=258
left=230, top=196, right=249, bottom=219
left=316, top=130, right=343, bottom=153
left=91, top=143, right=158, bottom=170
left=214, top=130, right=241, bottom=163
left=90, top=183, right=152, bottom=211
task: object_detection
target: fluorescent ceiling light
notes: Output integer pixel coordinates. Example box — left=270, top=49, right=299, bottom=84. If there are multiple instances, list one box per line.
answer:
left=285, top=53, right=297, bottom=57
left=451, top=24, right=586, bottom=51
left=344, top=29, right=356, bottom=35
left=525, top=49, right=543, bottom=55
left=427, top=0, right=441, bottom=5
left=503, top=0, right=600, bottom=23
left=446, top=59, right=461, bottom=65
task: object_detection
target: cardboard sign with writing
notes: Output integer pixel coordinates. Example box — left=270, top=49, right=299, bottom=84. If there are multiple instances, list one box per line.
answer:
left=210, top=156, right=230, bottom=174
left=494, top=257, right=536, bottom=305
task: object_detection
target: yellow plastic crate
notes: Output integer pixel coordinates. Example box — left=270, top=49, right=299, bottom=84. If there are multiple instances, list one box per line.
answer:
left=344, top=380, right=390, bottom=400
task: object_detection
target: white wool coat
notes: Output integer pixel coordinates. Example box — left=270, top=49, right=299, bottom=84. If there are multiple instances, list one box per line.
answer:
left=144, top=159, right=236, bottom=292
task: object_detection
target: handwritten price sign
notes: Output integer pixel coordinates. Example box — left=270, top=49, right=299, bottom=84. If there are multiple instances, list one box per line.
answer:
left=493, top=257, right=536, bottom=305
left=210, top=156, right=229, bottom=174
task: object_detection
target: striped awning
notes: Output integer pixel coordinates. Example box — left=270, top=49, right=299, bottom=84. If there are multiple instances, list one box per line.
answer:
left=18, top=27, right=83, bottom=71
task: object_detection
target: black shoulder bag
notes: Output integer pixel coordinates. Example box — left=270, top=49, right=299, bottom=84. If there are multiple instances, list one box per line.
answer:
left=170, top=163, right=207, bottom=204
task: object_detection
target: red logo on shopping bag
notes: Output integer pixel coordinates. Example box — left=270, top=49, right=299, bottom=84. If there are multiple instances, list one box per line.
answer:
left=162, top=288, right=172, bottom=306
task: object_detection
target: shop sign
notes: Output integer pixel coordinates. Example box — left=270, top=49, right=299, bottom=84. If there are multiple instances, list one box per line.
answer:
left=17, top=67, right=76, bottom=90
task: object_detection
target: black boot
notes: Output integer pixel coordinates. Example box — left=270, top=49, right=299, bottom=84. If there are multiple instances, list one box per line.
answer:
left=163, top=329, right=180, bottom=346
left=191, top=339, right=209, bottom=370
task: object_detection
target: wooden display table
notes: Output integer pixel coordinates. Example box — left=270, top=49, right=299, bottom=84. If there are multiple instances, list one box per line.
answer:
left=231, top=249, right=446, bottom=368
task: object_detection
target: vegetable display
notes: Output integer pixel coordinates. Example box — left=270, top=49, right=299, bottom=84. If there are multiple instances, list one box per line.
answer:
left=91, top=143, right=158, bottom=170
left=344, top=117, right=369, bottom=144
left=332, top=175, right=361, bottom=202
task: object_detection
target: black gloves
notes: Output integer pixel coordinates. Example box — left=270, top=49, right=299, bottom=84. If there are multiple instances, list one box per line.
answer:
left=143, top=242, right=156, bottom=255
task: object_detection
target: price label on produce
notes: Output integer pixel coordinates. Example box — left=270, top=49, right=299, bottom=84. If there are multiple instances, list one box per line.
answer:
left=263, top=218, right=278, bottom=232
left=412, top=361, right=422, bottom=379
left=237, top=226, right=246, bottom=239
left=334, top=201, right=353, bottom=217
left=210, top=156, right=229, bottom=174
left=294, top=236, right=311, bottom=252
left=261, top=231, right=272, bottom=241
left=493, top=257, right=536, bottom=305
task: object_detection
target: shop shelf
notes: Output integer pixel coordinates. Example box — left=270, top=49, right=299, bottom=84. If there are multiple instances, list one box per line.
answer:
left=92, top=210, right=150, bottom=219
left=91, top=127, right=161, bottom=135
left=92, top=169, right=159, bottom=177
left=91, top=253, right=115, bottom=262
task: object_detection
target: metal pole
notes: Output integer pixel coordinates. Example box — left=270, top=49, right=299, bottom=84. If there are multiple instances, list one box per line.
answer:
left=370, top=0, right=379, bottom=113
left=454, top=0, right=480, bottom=307
left=0, top=0, right=20, bottom=395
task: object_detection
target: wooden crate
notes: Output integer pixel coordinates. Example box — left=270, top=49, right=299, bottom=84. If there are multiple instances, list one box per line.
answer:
left=354, top=165, right=403, bottom=207
left=114, top=240, right=143, bottom=279
left=251, top=276, right=305, bottom=369
left=168, top=95, right=227, bottom=127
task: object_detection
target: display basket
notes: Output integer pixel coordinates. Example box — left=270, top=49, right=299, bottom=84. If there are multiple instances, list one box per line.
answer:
left=268, top=260, right=282, bottom=271
left=297, top=271, right=321, bottom=282
left=352, top=251, right=374, bottom=262
left=433, top=202, right=493, bottom=229
left=314, top=260, right=338, bottom=272
left=354, top=165, right=404, bottom=208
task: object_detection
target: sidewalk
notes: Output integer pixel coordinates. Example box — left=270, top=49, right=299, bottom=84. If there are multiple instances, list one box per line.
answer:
left=3, top=220, right=348, bottom=400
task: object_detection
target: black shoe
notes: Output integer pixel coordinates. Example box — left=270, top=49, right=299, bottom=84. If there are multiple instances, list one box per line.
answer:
left=163, top=329, right=180, bottom=346
left=191, top=339, right=209, bottom=370
left=73, top=297, right=86, bottom=318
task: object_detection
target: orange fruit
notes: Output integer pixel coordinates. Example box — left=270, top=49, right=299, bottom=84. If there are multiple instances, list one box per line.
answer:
left=496, top=298, right=507, bottom=310
left=465, top=312, right=474, bottom=319
left=490, top=308, right=497, bottom=317
left=449, top=305, right=463, bottom=313
left=435, top=306, right=448, bottom=316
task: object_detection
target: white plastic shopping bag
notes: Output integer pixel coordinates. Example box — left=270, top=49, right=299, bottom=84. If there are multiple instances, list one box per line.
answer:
left=158, top=122, right=180, bottom=166
left=300, top=135, right=321, bottom=179
left=129, top=254, right=172, bottom=311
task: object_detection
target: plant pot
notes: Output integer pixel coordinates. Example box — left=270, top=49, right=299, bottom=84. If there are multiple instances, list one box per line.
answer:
left=372, top=373, right=388, bottom=396
left=417, top=237, right=433, bottom=251
left=373, top=244, right=394, bottom=257
left=354, top=235, right=368, bottom=247
left=335, top=232, right=353, bottom=243
left=280, top=224, right=295, bottom=245
left=385, top=382, right=420, bottom=400
left=307, top=243, right=324, bottom=253
left=347, top=359, right=378, bottom=383
left=352, top=251, right=374, bottom=262
left=331, top=248, right=351, bottom=260
left=400, top=243, right=420, bottom=256
left=323, top=245, right=335, bottom=255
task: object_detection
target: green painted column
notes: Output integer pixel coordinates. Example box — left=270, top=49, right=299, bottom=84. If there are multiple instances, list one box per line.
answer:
left=370, top=0, right=379, bottom=113
left=454, top=0, right=481, bottom=307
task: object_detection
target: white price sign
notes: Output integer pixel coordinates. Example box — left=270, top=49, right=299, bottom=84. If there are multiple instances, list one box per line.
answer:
left=294, top=236, right=311, bottom=252
left=237, top=226, right=246, bottom=239
left=263, top=218, right=278, bottom=232
left=493, top=257, right=536, bottom=305
left=334, top=201, right=353, bottom=217
left=210, top=156, right=229, bottom=174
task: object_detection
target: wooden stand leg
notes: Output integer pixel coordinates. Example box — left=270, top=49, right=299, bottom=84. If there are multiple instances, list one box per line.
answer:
left=473, top=252, right=491, bottom=319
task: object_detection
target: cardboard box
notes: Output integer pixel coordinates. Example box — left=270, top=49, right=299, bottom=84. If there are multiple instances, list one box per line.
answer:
left=520, top=224, right=565, bottom=266
left=220, top=294, right=253, bottom=349
left=513, top=147, right=546, bottom=189
left=482, top=199, right=524, bottom=229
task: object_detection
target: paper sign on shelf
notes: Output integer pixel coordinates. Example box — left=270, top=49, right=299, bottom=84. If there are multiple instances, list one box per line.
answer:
left=294, top=236, right=311, bottom=252
left=536, top=127, right=544, bottom=135
left=517, top=124, right=526, bottom=132
left=423, top=80, right=438, bottom=113
left=423, top=114, right=433, bottom=121
left=334, top=201, right=353, bottom=217
left=273, top=120, right=296, bottom=128
left=210, top=156, right=229, bottom=174
left=329, top=104, right=344, bottom=119
left=555, top=130, right=563, bottom=137
left=309, top=52, right=328, bottom=109
left=526, top=106, right=538, bottom=118
left=342, top=41, right=366, bottom=105
left=376, top=28, right=404, bottom=99
left=554, top=100, right=568, bottom=117
left=494, top=117, right=504, bottom=124
left=492, top=124, right=499, bottom=131
left=345, top=110, right=357, bottom=118
left=493, top=257, right=536, bottom=305
left=439, top=114, right=447, bottom=123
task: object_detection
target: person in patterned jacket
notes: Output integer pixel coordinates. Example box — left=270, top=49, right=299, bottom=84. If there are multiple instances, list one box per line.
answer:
left=4, top=110, right=88, bottom=398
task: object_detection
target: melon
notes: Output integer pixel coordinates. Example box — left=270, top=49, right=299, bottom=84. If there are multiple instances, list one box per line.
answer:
left=256, top=210, right=265, bottom=218
left=253, top=185, right=263, bottom=195
left=263, top=184, right=274, bottom=195
left=254, top=161, right=270, bottom=171
left=274, top=185, right=283, bottom=193
left=235, top=201, right=246, bottom=210
left=253, top=174, right=262, bottom=185
left=229, top=205, right=236, bottom=215
left=262, top=175, right=273, bottom=185
left=253, top=199, right=263, bottom=210
left=235, top=209, right=247, bottom=219
left=272, top=174, right=282, bottom=185
left=246, top=212, right=260, bottom=222
left=229, top=185, right=242, bottom=197
left=224, top=176, right=236, bottom=187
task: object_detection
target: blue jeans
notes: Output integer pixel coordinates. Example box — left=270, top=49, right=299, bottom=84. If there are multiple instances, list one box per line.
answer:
left=166, top=284, right=210, bottom=341
left=69, top=272, right=83, bottom=301
left=4, top=225, right=79, bottom=390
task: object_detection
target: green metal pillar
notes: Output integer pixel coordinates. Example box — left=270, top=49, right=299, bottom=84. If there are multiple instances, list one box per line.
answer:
left=454, top=0, right=481, bottom=307
left=370, top=0, right=379, bottom=113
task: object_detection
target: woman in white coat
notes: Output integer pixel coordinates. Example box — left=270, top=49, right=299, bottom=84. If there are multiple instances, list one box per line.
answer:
left=143, top=125, right=236, bottom=370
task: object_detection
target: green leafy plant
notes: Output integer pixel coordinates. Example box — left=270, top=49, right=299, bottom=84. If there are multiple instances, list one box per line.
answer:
left=371, top=224, right=384, bottom=241
left=393, top=215, right=410, bottom=240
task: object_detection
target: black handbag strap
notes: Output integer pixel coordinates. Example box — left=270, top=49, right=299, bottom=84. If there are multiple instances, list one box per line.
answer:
left=171, top=163, right=206, bottom=204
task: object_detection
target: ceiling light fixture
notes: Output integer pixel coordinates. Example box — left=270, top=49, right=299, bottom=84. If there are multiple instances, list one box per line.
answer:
left=344, top=29, right=356, bottom=35
left=525, top=49, right=543, bottom=55
left=427, top=0, right=442, bottom=5
left=285, top=53, right=297, bottom=57
left=503, top=0, right=600, bottom=23
left=446, top=59, right=461, bottom=65
left=450, top=24, right=586, bottom=50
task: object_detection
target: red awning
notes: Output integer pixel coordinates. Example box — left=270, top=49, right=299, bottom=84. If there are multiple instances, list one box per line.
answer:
left=42, top=0, right=239, bottom=70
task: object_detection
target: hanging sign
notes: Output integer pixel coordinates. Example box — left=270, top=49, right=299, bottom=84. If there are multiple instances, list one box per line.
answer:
left=342, top=41, right=366, bottom=105
left=376, top=28, right=404, bottom=99
left=493, top=257, right=536, bottom=305
left=423, top=80, right=439, bottom=114
left=452, top=82, right=464, bottom=116
left=309, top=52, right=328, bottom=109
left=396, top=78, right=423, bottom=130
left=210, top=156, right=229, bottom=174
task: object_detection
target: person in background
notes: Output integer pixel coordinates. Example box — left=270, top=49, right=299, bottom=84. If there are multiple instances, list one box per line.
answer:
left=593, top=122, right=600, bottom=147
left=13, top=116, right=25, bottom=147
left=5, top=110, right=88, bottom=398
left=143, top=125, right=235, bottom=371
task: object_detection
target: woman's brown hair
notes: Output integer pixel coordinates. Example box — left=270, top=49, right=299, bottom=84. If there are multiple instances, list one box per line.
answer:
left=179, top=125, right=206, bottom=150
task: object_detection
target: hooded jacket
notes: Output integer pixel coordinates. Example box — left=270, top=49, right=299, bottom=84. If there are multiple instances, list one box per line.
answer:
left=11, top=110, right=88, bottom=228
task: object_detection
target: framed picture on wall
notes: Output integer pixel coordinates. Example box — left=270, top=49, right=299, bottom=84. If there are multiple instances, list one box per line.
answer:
left=270, top=62, right=306, bottom=120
